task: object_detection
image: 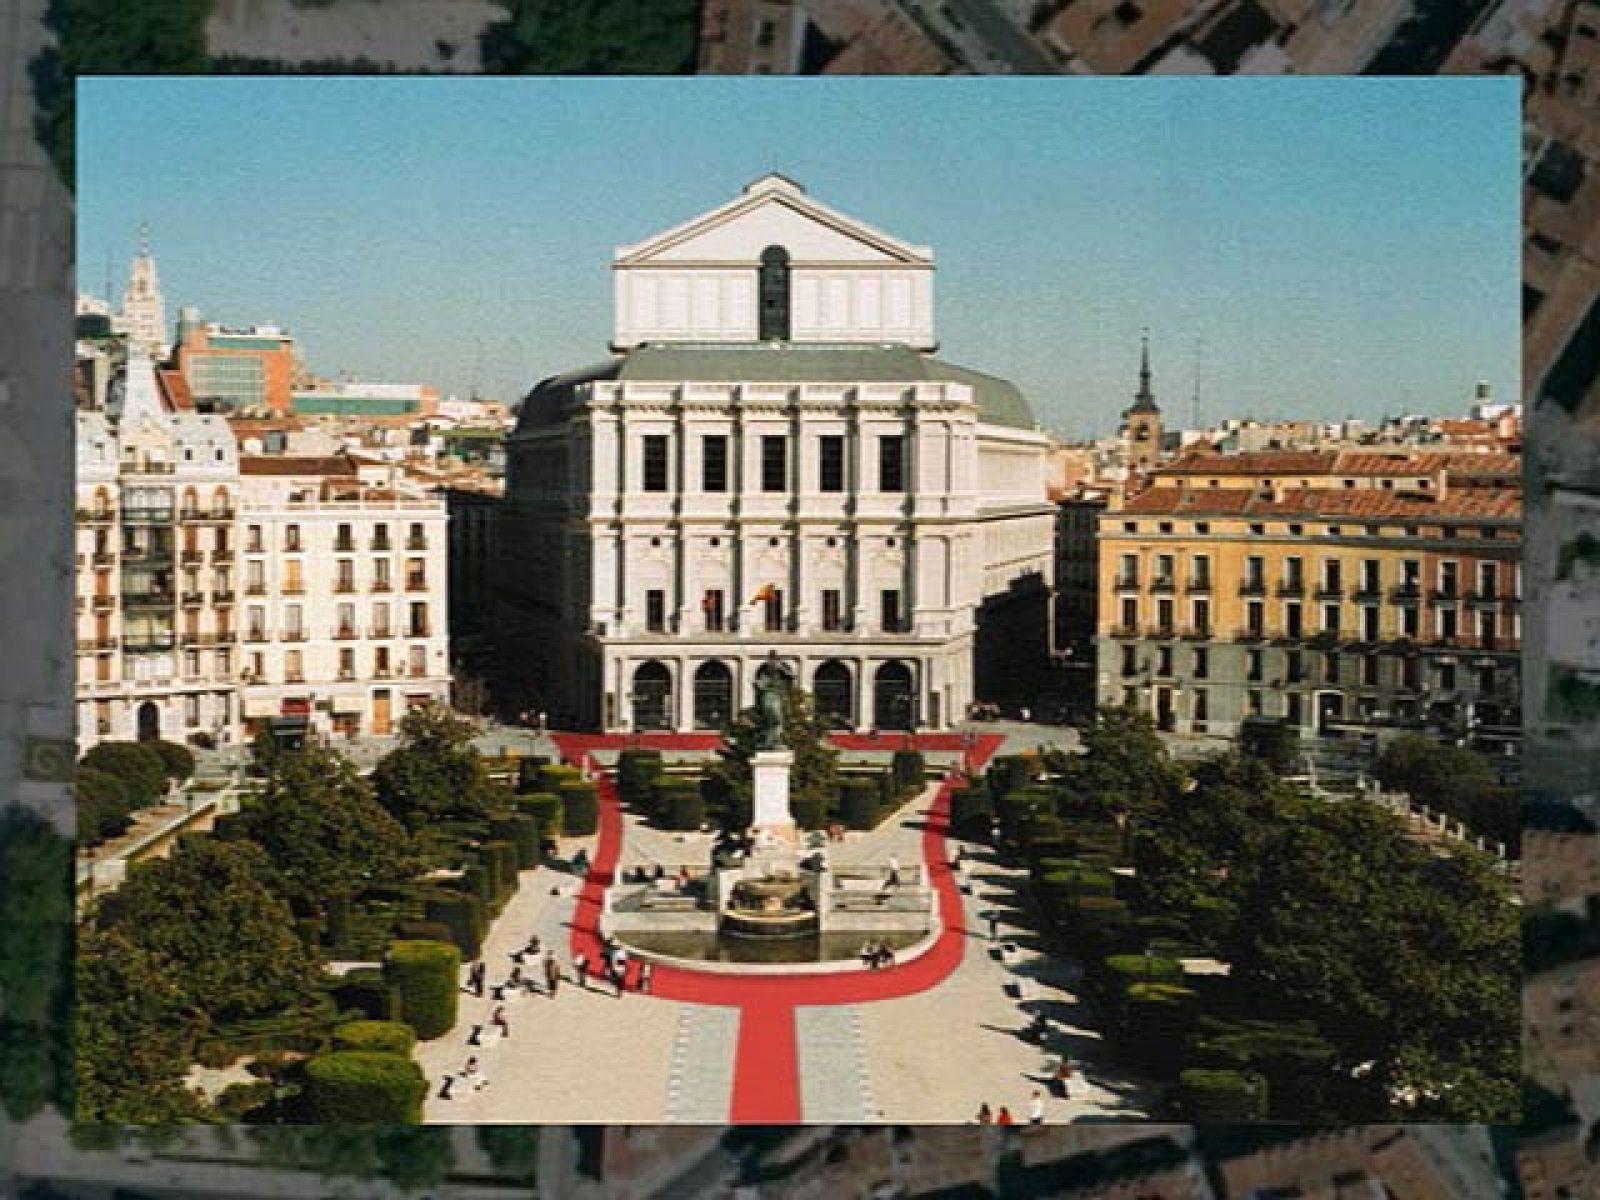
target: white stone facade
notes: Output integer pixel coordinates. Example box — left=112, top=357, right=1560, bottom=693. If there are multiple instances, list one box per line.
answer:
left=503, top=177, right=1054, bottom=732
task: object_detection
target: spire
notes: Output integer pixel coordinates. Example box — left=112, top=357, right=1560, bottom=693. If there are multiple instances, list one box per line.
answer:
left=1127, top=328, right=1160, bottom=416
left=138, top=220, right=150, bottom=258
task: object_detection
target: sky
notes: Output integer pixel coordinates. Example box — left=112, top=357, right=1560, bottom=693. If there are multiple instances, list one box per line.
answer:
left=78, top=77, right=1520, bottom=439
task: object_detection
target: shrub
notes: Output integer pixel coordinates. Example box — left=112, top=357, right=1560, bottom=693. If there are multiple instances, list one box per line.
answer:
left=396, top=919, right=455, bottom=945
left=146, top=739, right=196, bottom=781
left=79, top=742, right=167, bottom=807
left=485, top=840, right=520, bottom=904
left=617, top=749, right=665, bottom=811
left=332, top=1019, right=418, bottom=1057
left=303, top=1051, right=427, bottom=1124
left=537, top=763, right=584, bottom=795
left=516, top=791, right=563, bottom=837
left=500, top=813, right=540, bottom=868
left=75, top=768, right=133, bottom=844
left=838, top=776, right=881, bottom=830
left=651, top=776, right=705, bottom=831
left=462, top=863, right=492, bottom=911
left=988, top=754, right=1039, bottom=800
left=515, top=755, right=550, bottom=792
left=1176, top=1068, right=1267, bottom=1122
left=1071, top=895, right=1131, bottom=948
left=949, top=786, right=993, bottom=840
left=384, top=940, right=460, bottom=1040
left=423, top=890, right=485, bottom=959
left=1100, top=953, right=1184, bottom=989
left=214, top=1080, right=275, bottom=1121
left=790, top=792, right=827, bottom=831
left=333, top=968, right=398, bottom=1022
left=891, top=748, right=926, bottom=795
left=1121, top=981, right=1197, bottom=1053
left=558, top=781, right=599, bottom=837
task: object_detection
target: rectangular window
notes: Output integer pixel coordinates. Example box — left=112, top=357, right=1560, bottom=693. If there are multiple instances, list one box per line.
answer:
left=1246, top=600, right=1264, bottom=636
left=1361, top=654, right=1378, bottom=686
left=336, top=560, right=355, bottom=592
left=1121, top=596, right=1138, bottom=630
left=335, top=523, right=354, bottom=552
left=1157, top=597, right=1174, bottom=633
left=285, top=524, right=301, bottom=553
left=1360, top=559, right=1380, bottom=593
left=819, top=435, right=845, bottom=493
left=1121, top=644, right=1137, bottom=676
left=1247, top=648, right=1263, bottom=681
left=1118, top=553, right=1138, bottom=588
left=645, top=589, right=666, bottom=633
left=374, top=646, right=390, bottom=676
left=763, top=588, right=784, bottom=632
left=1193, top=689, right=1209, bottom=725
left=1478, top=562, right=1498, bottom=596
left=409, top=602, right=429, bottom=638
left=1248, top=689, right=1263, bottom=715
left=1323, top=652, right=1339, bottom=684
left=1439, top=560, right=1459, bottom=596
left=703, top=589, right=726, bottom=633
left=1322, top=603, right=1340, bottom=634
left=879, top=435, right=906, bottom=492
left=1193, top=646, right=1209, bottom=679
left=1438, top=661, right=1457, bottom=691
left=372, top=602, right=391, bottom=639
left=1401, top=558, right=1420, bottom=588
left=1402, top=605, right=1420, bottom=638
left=1245, top=555, right=1264, bottom=589
left=1286, top=649, right=1303, bottom=682
left=1322, top=560, right=1341, bottom=592
left=1285, top=601, right=1303, bottom=638
left=1157, top=645, right=1173, bottom=676
left=336, top=602, right=355, bottom=637
left=702, top=435, right=728, bottom=493
left=761, top=436, right=787, bottom=493
left=1284, top=557, right=1303, bottom=590
left=1155, top=554, right=1174, bottom=586
left=410, top=645, right=427, bottom=675
left=373, top=558, right=391, bottom=591
left=406, top=558, right=427, bottom=591
left=372, top=523, right=391, bottom=551
left=1439, top=607, right=1458, bottom=639
left=1191, top=555, right=1210, bottom=589
left=821, top=589, right=843, bottom=633
left=1361, top=606, right=1379, bottom=641
left=643, top=435, right=669, bottom=493
left=881, top=589, right=903, bottom=632
left=1192, top=598, right=1210, bottom=635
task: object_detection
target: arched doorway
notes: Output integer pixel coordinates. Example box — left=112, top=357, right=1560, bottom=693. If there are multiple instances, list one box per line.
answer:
left=693, top=661, right=733, bottom=730
left=814, top=660, right=854, bottom=727
left=873, top=661, right=915, bottom=731
left=631, top=661, right=673, bottom=731
left=136, top=701, right=160, bottom=742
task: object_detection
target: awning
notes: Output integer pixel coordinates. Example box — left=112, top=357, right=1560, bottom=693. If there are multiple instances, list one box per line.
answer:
left=331, top=694, right=364, bottom=714
left=242, top=693, right=278, bottom=718
left=281, top=697, right=311, bottom=717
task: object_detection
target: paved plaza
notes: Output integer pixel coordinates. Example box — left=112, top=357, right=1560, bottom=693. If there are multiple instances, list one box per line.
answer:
left=420, top=728, right=1151, bottom=1124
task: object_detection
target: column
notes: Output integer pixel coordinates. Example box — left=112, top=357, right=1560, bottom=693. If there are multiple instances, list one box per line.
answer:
left=856, top=656, right=873, bottom=732
left=673, top=655, right=690, bottom=732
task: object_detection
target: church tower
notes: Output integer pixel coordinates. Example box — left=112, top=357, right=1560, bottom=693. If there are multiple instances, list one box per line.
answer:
left=1122, top=333, right=1162, bottom=471
left=120, top=224, right=168, bottom=358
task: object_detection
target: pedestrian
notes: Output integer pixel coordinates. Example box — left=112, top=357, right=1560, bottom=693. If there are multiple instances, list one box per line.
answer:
left=491, top=1005, right=509, bottom=1038
left=544, top=952, right=561, bottom=998
left=976, top=1102, right=993, bottom=1125
left=525, top=933, right=541, bottom=956
left=611, top=961, right=624, bottom=998
left=988, top=910, right=999, bottom=943
left=996, top=1106, right=1014, bottom=1126
left=462, top=1056, right=485, bottom=1091
left=1021, top=706, right=1031, bottom=723
left=466, top=1023, right=483, bottom=1047
left=508, top=964, right=523, bottom=989
left=615, top=946, right=630, bottom=987
left=887, top=854, right=901, bottom=887
left=575, top=952, right=590, bottom=990
left=639, top=961, right=654, bottom=994
left=438, top=1074, right=455, bottom=1100
left=879, top=944, right=895, bottom=970
left=470, top=960, right=487, bottom=997
left=490, top=983, right=506, bottom=1002
left=859, top=940, right=875, bottom=968
left=1029, top=1090, right=1044, bottom=1125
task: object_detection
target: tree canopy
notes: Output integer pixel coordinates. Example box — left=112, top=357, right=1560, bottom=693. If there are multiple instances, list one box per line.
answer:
left=371, top=702, right=501, bottom=827
left=1045, top=706, right=1184, bottom=822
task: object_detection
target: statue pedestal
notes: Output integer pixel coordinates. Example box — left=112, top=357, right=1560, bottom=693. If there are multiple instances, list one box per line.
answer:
left=751, top=749, right=798, bottom=849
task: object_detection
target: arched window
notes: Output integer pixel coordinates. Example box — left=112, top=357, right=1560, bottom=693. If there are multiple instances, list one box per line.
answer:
left=873, top=661, right=916, bottom=731
left=814, top=660, right=854, bottom=728
left=758, top=245, right=790, bottom=341
left=692, top=661, right=733, bottom=730
left=632, top=661, right=673, bottom=731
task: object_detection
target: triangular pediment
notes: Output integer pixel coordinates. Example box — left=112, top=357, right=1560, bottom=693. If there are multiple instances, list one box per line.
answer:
left=615, top=174, right=932, bottom=267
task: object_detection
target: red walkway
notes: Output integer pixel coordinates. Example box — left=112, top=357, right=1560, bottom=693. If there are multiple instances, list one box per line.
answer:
left=551, top=731, right=1003, bottom=1122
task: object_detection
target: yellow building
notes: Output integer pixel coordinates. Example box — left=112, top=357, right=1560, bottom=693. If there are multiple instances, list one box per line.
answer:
left=1094, top=450, right=1521, bottom=745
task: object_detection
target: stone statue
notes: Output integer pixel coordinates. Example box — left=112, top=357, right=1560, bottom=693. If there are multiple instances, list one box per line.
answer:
left=754, top=660, right=789, bottom=751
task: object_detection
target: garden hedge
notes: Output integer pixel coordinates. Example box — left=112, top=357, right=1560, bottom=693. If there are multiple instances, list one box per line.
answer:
left=146, top=738, right=196, bottom=781
left=537, top=763, right=584, bottom=795
left=79, top=741, right=166, bottom=807
left=304, top=1051, right=428, bottom=1124
left=384, top=939, right=460, bottom=1040
left=838, top=776, right=881, bottom=831
left=423, top=889, right=485, bottom=959
left=790, top=793, right=827, bottom=831
left=891, top=748, right=926, bottom=796
left=462, top=863, right=492, bottom=911
left=332, top=1019, right=418, bottom=1057
left=1072, top=895, right=1131, bottom=946
left=617, top=749, right=665, bottom=812
left=558, top=781, right=599, bottom=837
left=482, top=840, right=520, bottom=904
left=1176, top=1068, right=1267, bottom=1122
left=987, top=753, right=1039, bottom=800
left=333, top=968, right=398, bottom=1022
left=516, top=791, right=563, bottom=837
left=396, top=919, right=455, bottom=945
left=515, top=755, right=550, bottom=792
left=651, top=776, right=705, bottom=831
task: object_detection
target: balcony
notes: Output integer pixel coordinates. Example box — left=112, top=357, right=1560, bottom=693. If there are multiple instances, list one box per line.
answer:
left=1390, top=583, right=1422, bottom=603
left=123, top=460, right=175, bottom=475
left=334, top=627, right=358, bottom=640
left=337, top=669, right=357, bottom=682
left=1149, top=576, right=1176, bottom=594
left=1276, top=581, right=1304, bottom=597
left=1314, top=585, right=1344, bottom=601
left=212, top=547, right=234, bottom=563
left=244, top=542, right=265, bottom=555
left=180, top=550, right=204, bottom=566
left=371, top=580, right=392, bottom=592
left=1352, top=584, right=1382, bottom=602
left=1429, top=588, right=1460, bottom=604
left=1113, top=575, right=1140, bottom=590
left=76, top=508, right=115, bottom=524
left=371, top=627, right=393, bottom=640
left=406, top=536, right=428, bottom=551
left=406, top=577, right=429, bottom=592
left=244, top=630, right=269, bottom=644
left=120, top=506, right=175, bottom=524
left=122, top=591, right=175, bottom=610
left=120, top=549, right=172, bottom=569
left=408, top=625, right=431, bottom=639
left=1466, top=590, right=1501, bottom=609
left=212, top=590, right=235, bottom=605
left=180, top=590, right=205, bottom=607
left=282, top=630, right=309, bottom=643
left=91, top=595, right=115, bottom=612
left=1239, top=580, right=1267, bottom=597
left=123, top=633, right=175, bottom=653
left=77, top=637, right=117, bottom=653
left=1181, top=626, right=1213, bottom=640
left=1235, top=626, right=1267, bottom=642
left=245, top=583, right=266, bottom=596
left=334, top=540, right=356, bottom=554
left=285, top=672, right=305, bottom=684
left=1187, top=577, right=1211, bottom=593
left=91, top=551, right=115, bottom=566
left=334, top=581, right=357, bottom=594
left=371, top=538, right=392, bottom=552
left=1109, top=625, right=1141, bottom=639
left=282, top=584, right=306, bottom=596
left=1153, top=624, right=1177, bottom=639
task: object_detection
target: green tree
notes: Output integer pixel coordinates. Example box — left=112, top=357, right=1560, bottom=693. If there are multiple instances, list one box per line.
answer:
left=239, top=743, right=416, bottom=922
left=75, top=925, right=208, bottom=1124
left=79, top=741, right=166, bottom=807
left=707, top=686, right=838, bottom=832
left=1374, top=734, right=1497, bottom=822
left=372, top=702, right=499, bottom=826
left=249, top=1127, right=456, bottom=1189
left=0, top=807, right=73, bottom=1120
left=93, top=838, right=324, bottom=1025
left=479, top=0, right=699, bottom=75
left=1047, top=706, right=1184, bottom=823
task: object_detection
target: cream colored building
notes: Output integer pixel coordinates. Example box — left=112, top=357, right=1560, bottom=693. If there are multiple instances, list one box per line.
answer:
left=501, top=175, right=1055, bottom=731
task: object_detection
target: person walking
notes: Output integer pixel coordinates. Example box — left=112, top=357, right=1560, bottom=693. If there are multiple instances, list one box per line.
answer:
left=887, top=854, right=901, bottom=887
left=1028, top=1090, right=1045, bottom=1125
left=996, top=1106, right=1014, bottom=1126
left=988, top=910, right=999, bottom=943
left=544, top=951, right=561, bottom=998
left=575, top=952, right=590, bottom=991
left=525, top=933, right=541, bottom=957
left=462, top=1056, right=485, bottom=1092
left=491, top=1005, right=509, bottom=1038
left=976, top=1102, right=993, bottom=1125
left=639, top=961, right=654, bottom=994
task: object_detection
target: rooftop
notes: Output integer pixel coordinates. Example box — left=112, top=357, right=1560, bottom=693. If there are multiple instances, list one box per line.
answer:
left=1119, top=484, right=1523, bottom=521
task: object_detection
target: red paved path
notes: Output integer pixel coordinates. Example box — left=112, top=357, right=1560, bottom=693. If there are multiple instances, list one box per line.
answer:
left=551, top=731, right=1003, bottom=1122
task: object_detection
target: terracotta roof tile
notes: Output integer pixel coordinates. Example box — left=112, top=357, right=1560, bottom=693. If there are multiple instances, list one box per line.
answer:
left=1121, top=485, right=1522, bottom=520
left=239, top=454, right=360, bottom=477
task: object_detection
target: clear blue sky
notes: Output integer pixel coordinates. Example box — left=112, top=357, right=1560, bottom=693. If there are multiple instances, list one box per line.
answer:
left=78, top=77, right=1519, bottom=438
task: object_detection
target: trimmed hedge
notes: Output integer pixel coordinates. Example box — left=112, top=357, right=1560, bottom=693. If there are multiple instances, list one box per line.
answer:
left=396, top=919, right=454, bottom=945
left=515, top=755, right=550, bottom=791
left=424, top=889, right=485, bottom=959
left=617, top=749, right=665, bottom=812
left=304, top=1051, right=428, bottom=1124
left=1072, top=895, right=1131, bottom=944
left=891, top=748, right=926, bottom=796
left=949, top=786, right=994, bottom=840
left=537, top=763, right=584, bottom=794
left=517, top=791, right=563, bottom=837
left=79, top=741, right=167, bottom=807
left=146, top=738, right=196, bottom=781
left=558, top=781, right=599, bottom=836
left=332, top=1019, right=417, bottom=1057
left=483, top=840, right=520, bottom=905
left=384, top=939, right=460, bottom=1040
left=462, top=863, right=492, bottom=911
left=651, top=776, right=705, bottom=831
left=791, top=793, right=827, bottom=831
left=333, top=968, right=398, bottom=1022
left=1176, top=1068, right=1267, bottom=1122
left=838, top=776, right=881, bottom=831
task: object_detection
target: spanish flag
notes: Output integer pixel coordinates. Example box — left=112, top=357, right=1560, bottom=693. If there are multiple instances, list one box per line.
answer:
left=751, top=583, right=777, bottom=604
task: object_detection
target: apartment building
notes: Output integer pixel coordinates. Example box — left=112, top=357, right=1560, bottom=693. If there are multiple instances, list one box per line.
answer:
left=1095, top=451, right=1522, bottom=743
left=236, top=455, right=451, bottom=740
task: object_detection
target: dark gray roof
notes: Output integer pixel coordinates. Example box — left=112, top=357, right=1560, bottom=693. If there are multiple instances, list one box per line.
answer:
left=514, top=342, right=1036, bottom=432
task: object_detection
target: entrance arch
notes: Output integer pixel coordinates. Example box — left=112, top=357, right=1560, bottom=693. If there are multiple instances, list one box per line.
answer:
left=873, top=661, right=915, bottom=731
left=631, top=661, right=673, bottom=731
left=693, top=661, right=734, bottom=730
left=814, top=660, right=854, bottom=727
left=136, top=701, right=160, bottom=742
